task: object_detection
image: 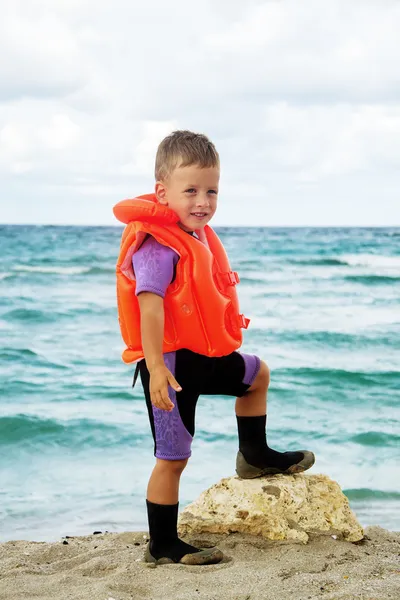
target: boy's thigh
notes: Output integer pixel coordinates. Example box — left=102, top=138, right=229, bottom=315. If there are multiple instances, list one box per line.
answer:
left=175, top=348, right=261, bottom=398
left=139, top=351, right=199, bottom=461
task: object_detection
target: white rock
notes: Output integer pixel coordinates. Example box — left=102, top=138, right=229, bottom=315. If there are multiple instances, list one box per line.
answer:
left=178, top=473, right=363, bottom=543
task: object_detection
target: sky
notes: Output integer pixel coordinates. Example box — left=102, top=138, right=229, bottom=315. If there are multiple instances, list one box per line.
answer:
left=0, top=0, right=399, bottom=226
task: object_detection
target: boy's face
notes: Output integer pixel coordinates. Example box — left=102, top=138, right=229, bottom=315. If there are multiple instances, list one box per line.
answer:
left=155, top=164, right=219, bottom=232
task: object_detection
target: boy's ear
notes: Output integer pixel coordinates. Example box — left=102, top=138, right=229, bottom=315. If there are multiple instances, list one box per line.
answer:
left=155, top=181, right=168, bottom=205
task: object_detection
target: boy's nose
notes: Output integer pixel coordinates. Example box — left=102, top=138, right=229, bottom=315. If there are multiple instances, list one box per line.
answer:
left=196, top=194, right=210, bottom=208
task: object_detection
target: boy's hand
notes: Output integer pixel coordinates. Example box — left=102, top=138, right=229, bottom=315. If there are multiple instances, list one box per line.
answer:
left=149, top=364, right=182, bottom=412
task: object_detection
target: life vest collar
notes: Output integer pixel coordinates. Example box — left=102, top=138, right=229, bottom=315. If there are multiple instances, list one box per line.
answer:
left=113, top=194, right=179, bottom=226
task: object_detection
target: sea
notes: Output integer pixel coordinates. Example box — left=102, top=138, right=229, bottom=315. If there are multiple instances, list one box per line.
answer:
left=0, top=225, right=399, bottom=542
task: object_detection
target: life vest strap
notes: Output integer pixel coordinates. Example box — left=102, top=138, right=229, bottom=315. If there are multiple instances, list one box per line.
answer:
left=238, top=314, right=250, bottom=329
left=132, top=362, right=141, bottom=388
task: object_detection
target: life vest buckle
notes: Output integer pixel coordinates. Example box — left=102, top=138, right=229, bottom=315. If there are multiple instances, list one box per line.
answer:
left=217, top=271, right=240, bottom=287
left=229, top=271, right=240, bottom=285
left=239, top=314, right=250, bottom=329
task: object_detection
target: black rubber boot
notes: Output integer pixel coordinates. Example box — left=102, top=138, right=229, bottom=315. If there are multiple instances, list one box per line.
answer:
left=145, top=500, right=223, bottom=565
left=236, top=415, right=315, bottom=478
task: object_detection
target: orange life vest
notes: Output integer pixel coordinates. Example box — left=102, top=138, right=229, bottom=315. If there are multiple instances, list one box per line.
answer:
left=113, top=194, right=250, bottom=364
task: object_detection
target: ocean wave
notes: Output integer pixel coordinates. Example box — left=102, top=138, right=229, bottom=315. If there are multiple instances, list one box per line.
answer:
left=0, top=272, right=12, bottom=281
left=237, top=276, right=266, bottom=286
left=274, top=330, right=399, bottom=348
left=289, top=258, right=346, bottom=266
left=1, top=308, right=58, bottom=323
left=349, top=431, right=399, bottom=447
left=341, top=254, right=400, bottom=269
left=1, top=305, right=110, bottom=323
left=343, top=488, right=400, bottom=501
left=0, top=414, right=139, bottom=448
left=85, top=266, right=115, bottom=275
left=195, top=430, right=236, bottom=443
left=0, top=347, right=68, bottom=369
left=344, top=274, right=400, bottom=284
left=0, top=347, right=37, bottom=360
left=84, top=389, right=142, bottom=402
left=288, top=254, right=400, bottom=270
left=0, top=380, right=45, bottom=395
left=14, top=265, right=91, bottom=275
left=12, top=265, right=114, bottom=276
left=277, top=367, right=400, bottom=388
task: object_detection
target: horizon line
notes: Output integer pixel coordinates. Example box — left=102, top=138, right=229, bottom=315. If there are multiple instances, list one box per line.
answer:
left=0, top=223, right=399, bottom=229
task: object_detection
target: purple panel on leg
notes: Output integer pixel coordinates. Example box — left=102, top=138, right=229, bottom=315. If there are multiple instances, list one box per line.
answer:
left=240, top=353, right=261, bottom=387
left=152, top=351, right=193, bottom=460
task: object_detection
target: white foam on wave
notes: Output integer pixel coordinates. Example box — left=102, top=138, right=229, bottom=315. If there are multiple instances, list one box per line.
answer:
left=14, top=265, right=91, bottom=275
left=341, top=254, right=400, bottom=270
left=0, top=273, right=12, bottom=281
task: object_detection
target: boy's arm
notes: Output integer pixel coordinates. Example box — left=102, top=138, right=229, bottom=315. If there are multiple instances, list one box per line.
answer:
left=138, top=292, right=181, bottom=412
left=137, top=292, right=165, bottom=372
left=133, top=236, right=181, bottom=411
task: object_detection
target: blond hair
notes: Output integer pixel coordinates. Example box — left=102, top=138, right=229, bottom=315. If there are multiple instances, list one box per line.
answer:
left=155, top=130, right=220, bottom=181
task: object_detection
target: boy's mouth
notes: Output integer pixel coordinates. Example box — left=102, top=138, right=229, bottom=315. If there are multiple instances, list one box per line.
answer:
left=190, top=212, right=208, bottom=218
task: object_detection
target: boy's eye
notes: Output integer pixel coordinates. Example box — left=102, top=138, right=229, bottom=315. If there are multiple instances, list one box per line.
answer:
left=185, top=188, right=196, bottom=194
left=208, top=190, right=218, bottom=195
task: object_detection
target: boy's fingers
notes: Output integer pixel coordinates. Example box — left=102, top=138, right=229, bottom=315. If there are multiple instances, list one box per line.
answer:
left=152, top=391, right=165, bottom=410
left=151, top=391, right=160, bottom=409
left=167, top=373, right=182, bottom=391
left=160, top=385, right=174, bottom=410
left=153, top=389, right=173, bottom=412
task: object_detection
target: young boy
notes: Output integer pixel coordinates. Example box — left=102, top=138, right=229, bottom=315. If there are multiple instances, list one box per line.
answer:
left=114, top=130, right=315, bottom=566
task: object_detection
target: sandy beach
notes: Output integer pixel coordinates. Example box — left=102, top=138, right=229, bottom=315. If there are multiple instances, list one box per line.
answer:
left=0, top=526, right=399, bottom=600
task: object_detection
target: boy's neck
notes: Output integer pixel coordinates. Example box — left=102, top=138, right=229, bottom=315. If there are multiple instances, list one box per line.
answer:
left=178, top=223, right=199, bottom=237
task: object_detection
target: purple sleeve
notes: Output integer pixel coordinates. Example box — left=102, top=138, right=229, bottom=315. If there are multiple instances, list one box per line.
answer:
left=132, top=236, right=179, bottom=298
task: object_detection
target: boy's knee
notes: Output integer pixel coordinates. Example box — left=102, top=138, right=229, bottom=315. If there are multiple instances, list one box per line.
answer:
left=156, top=458, right=189, bottom=474
left=252, top=360, right=270, bottom=391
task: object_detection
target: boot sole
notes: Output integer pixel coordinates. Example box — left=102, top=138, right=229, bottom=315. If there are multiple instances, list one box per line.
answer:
left=236, top=450, right=315, bottom=479
left=144, top=544, right=224, bottom=565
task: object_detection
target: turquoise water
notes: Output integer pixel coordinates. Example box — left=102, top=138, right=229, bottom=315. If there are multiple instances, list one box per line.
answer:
left=0, top=225, right=399, bottom=542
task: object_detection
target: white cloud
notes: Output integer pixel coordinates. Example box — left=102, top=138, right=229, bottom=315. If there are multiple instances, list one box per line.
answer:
left=119, top=120, right=178, bottom=177
left=0, top=112, right=81, bottom=174
left=261, top=103, right=400, bottom=180
left=39, top=115, right=81, bottom=150
left=0, top=0, right=399, bottom=225
left=0, top=123, right=30, bottom=158
left=0, top=11, right=86, bottom=100
left=205, top=0, right=400, bottom=103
